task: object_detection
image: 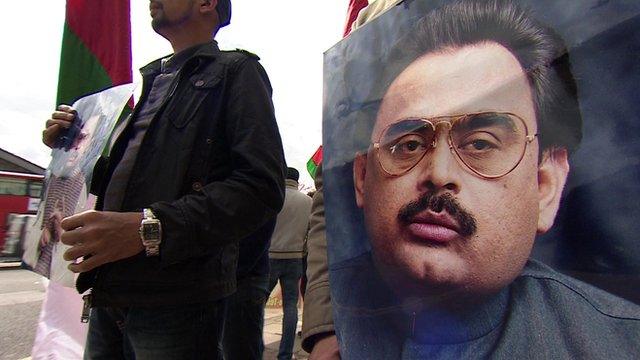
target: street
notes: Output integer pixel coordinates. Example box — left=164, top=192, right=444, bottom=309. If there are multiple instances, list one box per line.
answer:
left=0, top=265, right=44, bottom=360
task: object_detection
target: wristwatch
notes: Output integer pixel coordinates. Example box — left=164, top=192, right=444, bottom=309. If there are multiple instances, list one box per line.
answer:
left=139, top=208, right=162, bottom=256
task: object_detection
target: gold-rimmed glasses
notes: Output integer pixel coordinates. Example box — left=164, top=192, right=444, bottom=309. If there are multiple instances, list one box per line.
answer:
left=371, top=112, right=538, bottom=179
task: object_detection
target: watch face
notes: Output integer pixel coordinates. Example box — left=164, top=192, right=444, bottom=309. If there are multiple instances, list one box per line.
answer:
left=143, top=223, right=160, bottom=239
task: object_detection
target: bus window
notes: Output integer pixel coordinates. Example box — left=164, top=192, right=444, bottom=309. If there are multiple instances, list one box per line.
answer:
left=0, top=178, right=28, bottom=196
left=28, top=181, right=43, bottom=198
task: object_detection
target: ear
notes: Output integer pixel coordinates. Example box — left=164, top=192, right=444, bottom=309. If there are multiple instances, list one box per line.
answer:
left=537, top=148, right=569, bottom=233
left=199, top=0, right=217, bottom=13
left=353, top=153, right=368, bottom=209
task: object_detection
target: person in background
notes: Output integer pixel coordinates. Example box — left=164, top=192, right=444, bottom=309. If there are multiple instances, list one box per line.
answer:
left=268, top=167, right=313, bottom=360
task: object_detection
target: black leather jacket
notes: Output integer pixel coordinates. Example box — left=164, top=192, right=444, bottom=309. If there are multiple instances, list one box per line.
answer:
left=79, top=41, right=286, bottom=307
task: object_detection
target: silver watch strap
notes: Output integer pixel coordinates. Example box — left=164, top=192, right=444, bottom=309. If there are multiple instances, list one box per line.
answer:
left=141, top=208, right=161, bottom=257
left=145, top=243, right=160, bottom=257
left=143, top=208, right=156, bottom=220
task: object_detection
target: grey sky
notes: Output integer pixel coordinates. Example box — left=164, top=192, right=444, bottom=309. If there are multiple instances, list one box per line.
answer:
left=0, top=1, right=348, bottom=188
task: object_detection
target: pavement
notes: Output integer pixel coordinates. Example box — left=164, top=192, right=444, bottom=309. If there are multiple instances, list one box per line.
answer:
left=0, top=262, right=309, bottom=360
left=13, top=308, right=307, bottom=360
left=263, top=307, right=309, bottom=360
left=0, top=266, right=45, bottom=360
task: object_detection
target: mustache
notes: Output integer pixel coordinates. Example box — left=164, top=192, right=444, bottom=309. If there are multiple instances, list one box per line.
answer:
left=397, top=192, right=477, bottom=237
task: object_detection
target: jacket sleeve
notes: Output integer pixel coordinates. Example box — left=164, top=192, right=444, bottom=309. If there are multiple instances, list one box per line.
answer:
left=301, top=165, right=336, bottom=352
left=151, top=56, right=286, bottom=267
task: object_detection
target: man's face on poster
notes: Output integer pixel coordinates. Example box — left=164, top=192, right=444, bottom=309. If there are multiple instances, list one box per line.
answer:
left=63, top=114, right=100, bottom=173
left=353, top=42, right=569, bottom=300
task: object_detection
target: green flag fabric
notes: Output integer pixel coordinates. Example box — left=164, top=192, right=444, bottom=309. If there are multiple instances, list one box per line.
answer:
left=307, top=145, right=323, bottom=179
left=57, top=0, right=132, bottom=105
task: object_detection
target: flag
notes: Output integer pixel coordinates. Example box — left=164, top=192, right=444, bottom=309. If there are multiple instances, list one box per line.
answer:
left=57, top=0, right=132, bottom=105
left=343, top=0, right=369, bottom=37
left=307, top=145, right=323, bottom=179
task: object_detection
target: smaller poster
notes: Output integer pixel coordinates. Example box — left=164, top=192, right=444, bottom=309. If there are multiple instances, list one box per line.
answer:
left=22, top=83, right=134, bottom=287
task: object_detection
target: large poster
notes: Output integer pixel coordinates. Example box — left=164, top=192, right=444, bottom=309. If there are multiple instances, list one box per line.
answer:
left=22, top=83, right=134, bottom=286
left=323, top=0, right=640, bottom=357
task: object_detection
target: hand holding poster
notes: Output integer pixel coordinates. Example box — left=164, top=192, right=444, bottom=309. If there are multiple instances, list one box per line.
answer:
left=322, top=0, right=640, bottom=357
left=23, top=83, right=135, bottom=287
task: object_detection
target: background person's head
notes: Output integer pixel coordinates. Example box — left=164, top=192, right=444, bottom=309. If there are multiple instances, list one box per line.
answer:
left=352, top=0, right=580, bottom=302
left=287, top=167, right=300, bottom=182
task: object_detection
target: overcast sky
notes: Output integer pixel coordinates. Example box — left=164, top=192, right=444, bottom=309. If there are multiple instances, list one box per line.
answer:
left=0, top=1, right=349, bottom=188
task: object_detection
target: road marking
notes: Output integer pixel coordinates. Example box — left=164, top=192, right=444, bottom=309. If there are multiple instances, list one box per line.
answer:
left=0, top=290, right=45, bottom=306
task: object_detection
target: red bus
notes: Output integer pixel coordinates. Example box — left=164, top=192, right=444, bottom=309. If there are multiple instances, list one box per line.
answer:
left=0, top=171, right=44, bottom=252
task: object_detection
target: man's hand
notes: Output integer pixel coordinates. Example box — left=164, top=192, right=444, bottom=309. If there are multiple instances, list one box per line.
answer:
left=60, top=210, right=144, bottom=273
left=309, top=334, right=341, bottom=360
left=42, top=104, right=77, bottom=148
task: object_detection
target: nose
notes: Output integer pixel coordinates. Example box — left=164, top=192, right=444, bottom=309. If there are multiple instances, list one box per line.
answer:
left=415, top=130, right=460, bottom=194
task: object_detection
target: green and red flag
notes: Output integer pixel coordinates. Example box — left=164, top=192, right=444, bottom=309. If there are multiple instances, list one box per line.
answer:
left=307, top=145, right=323, bottom=179
left=57, top=0, right=132, bottom=106
left=343, top=0, right=369, bottom=36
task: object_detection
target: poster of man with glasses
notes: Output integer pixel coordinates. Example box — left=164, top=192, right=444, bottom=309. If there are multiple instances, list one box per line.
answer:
left=322, top=0, right=640, bottom=358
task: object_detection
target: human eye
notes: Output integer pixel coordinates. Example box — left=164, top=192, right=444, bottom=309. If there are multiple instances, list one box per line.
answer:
left=457, top=132, right=501, bottom=154
left=389, top=135, right=427, bottom=157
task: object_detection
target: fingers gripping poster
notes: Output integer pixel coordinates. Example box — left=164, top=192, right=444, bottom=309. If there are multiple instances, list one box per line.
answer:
left=322, top=0, right=640, bottom=358
left=23, top=83, right=134, bottom=287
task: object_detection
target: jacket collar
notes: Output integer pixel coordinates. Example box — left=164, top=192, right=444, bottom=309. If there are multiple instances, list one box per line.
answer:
left=139, top=40, right=221, bottom=77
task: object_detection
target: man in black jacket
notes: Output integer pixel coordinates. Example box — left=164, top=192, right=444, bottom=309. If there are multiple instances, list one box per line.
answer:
left=42, top=1, right=285, bottom=358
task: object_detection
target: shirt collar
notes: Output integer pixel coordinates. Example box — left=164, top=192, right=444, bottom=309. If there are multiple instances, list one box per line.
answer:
left=141, top=40, right=220, bottom=77
left=161, top=42, right=206, bottom=73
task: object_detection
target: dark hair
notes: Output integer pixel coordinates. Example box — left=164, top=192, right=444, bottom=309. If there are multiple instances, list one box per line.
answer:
left=348, top=0, right=582, bottom=155
left=216, top=0, right=231, bottom=28
left=54, top=116, right=83, bottom=152
left=287, top=167, right=300, bottom=181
